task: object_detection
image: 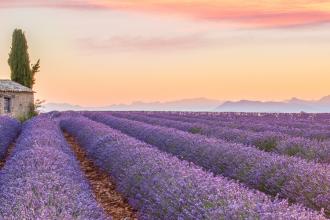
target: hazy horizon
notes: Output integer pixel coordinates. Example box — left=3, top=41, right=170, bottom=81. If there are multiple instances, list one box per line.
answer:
left=43, top=94, right=330, bottom=107
left=40, top=95, right=330, bottom=114
left=1, top=1, right=330, bottom=106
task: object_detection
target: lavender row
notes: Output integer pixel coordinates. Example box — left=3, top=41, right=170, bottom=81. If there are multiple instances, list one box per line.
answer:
left=85, top=112, right=330, bottom=215
left=185, top=112, right=330, bottom=140
left=0, top=116, right=108, bottom=219
left=0, top=116, right=20, bottom=160
left=141, top=112, right=324, bottom=138
left=111, top=112, right=330, bottom=163
left=137, top=112, right=330, bottom=162
left=152, top=112, right=330, bottom=127
left=60, top=115, right=325, bottom=219
left=147, top=112, right=330, bottom=140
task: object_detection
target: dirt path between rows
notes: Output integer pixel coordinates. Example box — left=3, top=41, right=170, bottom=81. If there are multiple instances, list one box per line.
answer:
left=64, top=132, right=138, bottom=220
left=0, top=141, right=16, bottom=169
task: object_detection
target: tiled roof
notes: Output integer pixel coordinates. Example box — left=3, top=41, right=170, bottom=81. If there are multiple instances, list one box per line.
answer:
left=0, top=80, right=33, bottom=93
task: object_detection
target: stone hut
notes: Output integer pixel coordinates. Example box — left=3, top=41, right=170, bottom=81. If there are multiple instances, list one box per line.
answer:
left=0, top=80, right=34, bottom=118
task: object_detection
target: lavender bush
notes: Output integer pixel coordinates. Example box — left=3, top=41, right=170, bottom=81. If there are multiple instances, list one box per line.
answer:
left=112, top=112, right=286, bottom=147
left=148, top=112, right=330, bottom=161
left=111, top=112, right=330, bottom=163
left=60, top=115, right=325, bottom=219
left=148, top=111, right=330, bottom=140
left=85, top=112, right=330, bottom=215
left=0, top=116, right=20, bottom=159
left=0, top=116, right=108, bottom=219
left=139, top=111, right=326, bottom=140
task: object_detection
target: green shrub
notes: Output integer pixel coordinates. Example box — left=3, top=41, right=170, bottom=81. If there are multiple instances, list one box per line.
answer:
left=188, top=127, right=203, bottom=134
left=17, top=99, right=44, bottom=122
left=254, top=138, right=278, bottom=152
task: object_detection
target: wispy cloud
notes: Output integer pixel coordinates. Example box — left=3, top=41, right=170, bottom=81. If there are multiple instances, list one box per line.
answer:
left=0, top=0, right=103, bottom=10
left=2, top=0, right=330, bottom=28
left=77, top=34, right=210, bottom=52
left=76, top=28, right=330, bottom=53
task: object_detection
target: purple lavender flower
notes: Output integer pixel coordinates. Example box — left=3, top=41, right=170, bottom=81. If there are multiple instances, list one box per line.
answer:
left=84, top=112, right=330, bottom=215
left=111, top=112, right=330, bottom=163
left=0, top=116, right=108, bottom=219
left=60, top=115, right=325, bottom=219
left=0, top=116, right=20, bottom=159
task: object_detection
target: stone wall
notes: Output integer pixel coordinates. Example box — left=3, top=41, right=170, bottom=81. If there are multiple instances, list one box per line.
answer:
left=0, top=92, right=34, bottom=118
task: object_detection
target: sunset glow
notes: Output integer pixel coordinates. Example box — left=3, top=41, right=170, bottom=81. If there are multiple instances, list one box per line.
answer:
left=0, top=0, right=329, bottom=106
left=91, top=0, right=330, bottom=28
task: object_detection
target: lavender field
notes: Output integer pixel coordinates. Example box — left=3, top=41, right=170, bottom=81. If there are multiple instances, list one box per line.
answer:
left=0, top=112, right=329, bottom=219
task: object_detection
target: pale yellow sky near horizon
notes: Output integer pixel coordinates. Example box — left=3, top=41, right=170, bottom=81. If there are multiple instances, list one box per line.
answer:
left=0, top=1, right=330, bottom=106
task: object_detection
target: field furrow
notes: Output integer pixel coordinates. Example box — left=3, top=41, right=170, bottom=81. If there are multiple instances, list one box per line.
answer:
left=64, top=132, right=137, bottom=220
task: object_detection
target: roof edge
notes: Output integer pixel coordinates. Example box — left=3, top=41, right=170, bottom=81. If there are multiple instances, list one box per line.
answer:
left=0, top=79, right=34, bottom=93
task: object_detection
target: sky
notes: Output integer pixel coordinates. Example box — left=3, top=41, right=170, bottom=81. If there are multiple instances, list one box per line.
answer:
left=0, top=0, right=330, bottom=106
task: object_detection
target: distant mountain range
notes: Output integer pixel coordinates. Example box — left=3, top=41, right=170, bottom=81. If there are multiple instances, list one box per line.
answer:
left=41, top=98, right=222, bottom=112
left=216, top=96, right=330, bottom=113
left=41, top=96, right=330, bottom=113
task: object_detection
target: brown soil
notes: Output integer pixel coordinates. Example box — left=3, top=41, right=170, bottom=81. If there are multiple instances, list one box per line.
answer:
left=0, top=141, right=16, bottom=169
left=64, top=132, right=138, bottom=220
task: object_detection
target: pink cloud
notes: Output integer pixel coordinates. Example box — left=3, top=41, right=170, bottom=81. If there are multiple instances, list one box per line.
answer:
left=2, top=0, right=330, bottom=28
left=94, top=1, right=330, bottom=28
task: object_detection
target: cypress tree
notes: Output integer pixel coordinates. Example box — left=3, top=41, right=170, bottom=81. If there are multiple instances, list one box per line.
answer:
left=8, top=29, right=40, bottom=89
left=31, top=59, right=40, bottom=86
